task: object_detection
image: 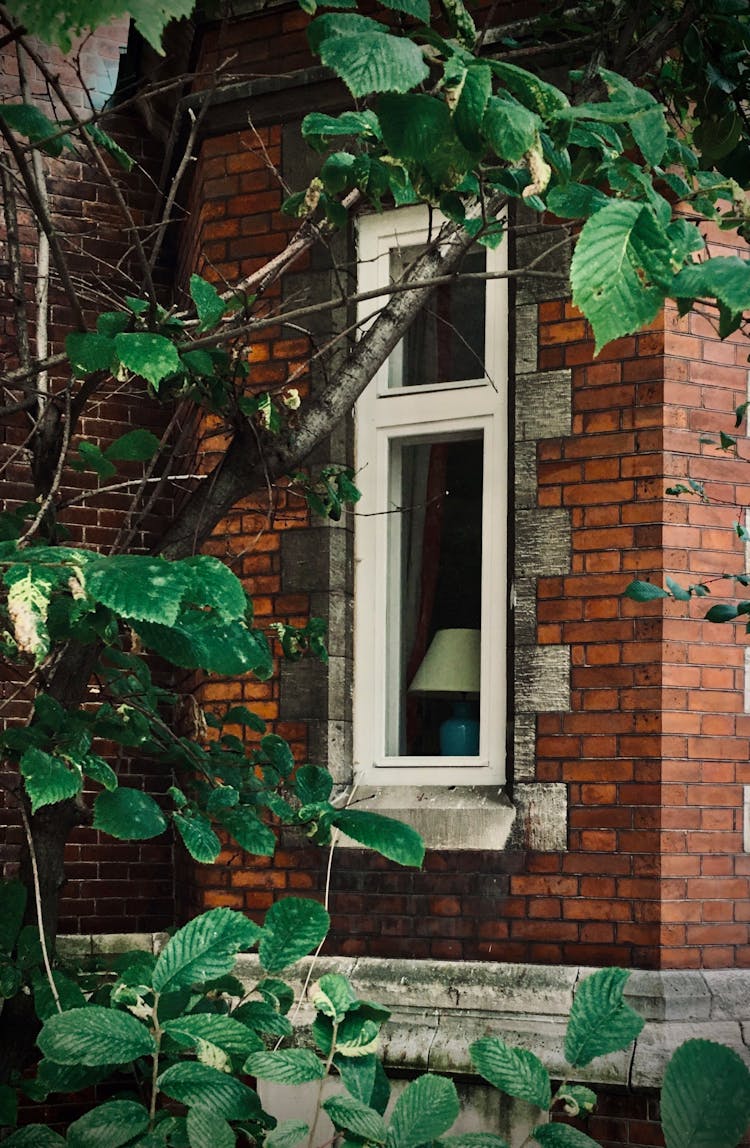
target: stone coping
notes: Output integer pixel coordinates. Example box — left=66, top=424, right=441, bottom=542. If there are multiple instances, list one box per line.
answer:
left=58, top=935, right=750, bottom=1090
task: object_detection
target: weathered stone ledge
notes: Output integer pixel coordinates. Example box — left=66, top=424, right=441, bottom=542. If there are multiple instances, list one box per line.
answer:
left=58, top=936, right=750, bottom=1091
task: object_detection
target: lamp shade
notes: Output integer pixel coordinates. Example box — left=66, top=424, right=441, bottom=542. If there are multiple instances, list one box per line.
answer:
left=408, top=628, right=481, bottom=697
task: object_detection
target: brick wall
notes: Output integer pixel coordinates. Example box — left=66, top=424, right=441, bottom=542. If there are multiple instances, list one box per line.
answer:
left=0, top=26, right=178, bottom=931
left=176, top=5, right=750, bottom=972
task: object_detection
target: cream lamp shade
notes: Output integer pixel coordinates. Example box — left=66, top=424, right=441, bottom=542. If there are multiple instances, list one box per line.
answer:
left=408, top=628, right=481, bottom=697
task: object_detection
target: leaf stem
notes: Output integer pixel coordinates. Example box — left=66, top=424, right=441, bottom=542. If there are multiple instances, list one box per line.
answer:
left=19, top=803, right=61, bottom=1014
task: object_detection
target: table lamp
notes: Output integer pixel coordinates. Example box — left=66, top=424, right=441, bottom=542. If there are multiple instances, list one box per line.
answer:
left=408, top=628, right=480, bottom=755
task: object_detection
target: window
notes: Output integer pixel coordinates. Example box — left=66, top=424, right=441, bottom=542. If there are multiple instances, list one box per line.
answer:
left=354, top=206, right=508, bottom=786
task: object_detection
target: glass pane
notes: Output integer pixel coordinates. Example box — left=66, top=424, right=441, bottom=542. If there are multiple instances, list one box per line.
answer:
left=387, top=245, right=486, bottom=389
left=385, top=435, right=483, bottom=756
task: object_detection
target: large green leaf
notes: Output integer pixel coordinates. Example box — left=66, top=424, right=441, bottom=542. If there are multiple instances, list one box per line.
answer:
left=2, top=1128, right=65, bottom=1147
left=624, top=580, right=670, bottom=602
left=134, top=614, right=272, bottom=677
left=11, top=0, right=195, bottom=52
left=386, top=1074, right=460, bottom=1148
left=564, top=969, right=644, bottom=1068
left=0, top=103, right=69, bottom=155
left=532, top=1127, right=601, bottom=1148
left=469, top=1038, right=551, bottom=1108
left=488, top=60, right=568, bottom=116
left=324, top=1095, right=388, bottom=1143
left=157, top=1062, right=263, bottom=1120
left=258, top=897, right=330, bottom=974
left=38, top=1005, right=155, bottom=1066
left=453, top=64, right=492, bottom=153
left=104, top=429, right=161, bottom=463
left=180, top=555, right=247, bottom=621
left=312, top=17, right=429, bottom=96
left=661, top=1039, right=750, bottom=1148
left=190, top=274, right=227, bottom=333
left=245, top=1049, right=326, bottom=1084
left=152, top=907, right=261, bottom=993
left=218, top=807, right=277, bottom=857
left=672, top=256, right=750, bottom=317
left=20, top=748, right=81, bottom=813
left=173, top=813, right=221, bottom=863
left=265, top=1121, right=309, bottom=1148
left=332, top=809, right=424, bottom=868
left=93, top=788, right=167, bottom=840
left=483, top=96, right=541, bottom=163
left=378, top=93, right=475, bottom=186
left=84, top=555, right=187, bottom=625
left=0, top=880, right=26, bottom=954
left=67, top=1100, right=150, bottom=1148
left=164, top=1013, right=263, bottom=1057
left=302, top=110, right=381, bottom=151
left=65, top=333, right=116, bottom=377
left=336, top=1053, right=391, bottom=1115
left=186, top=1107, right=235, bottom=1148
left=293, top=764, right=333, bottom=805
left=546, top=183, right=610, bottom=219
left=114, top=332, right=181, bottom=389
left=570, top=201, right=673, bottom=352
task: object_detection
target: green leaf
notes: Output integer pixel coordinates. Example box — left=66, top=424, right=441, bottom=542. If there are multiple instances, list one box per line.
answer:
left=38, top=1005, right=155, bottom=1065
left=33, top=968, right=86, bottom=1021
left=2, top=1128, right=65, bottom=1147
left=83, top=123, right=134, bottom=171
left=186, top=1107, right=235, bottom=1148
left=571, top=201, right=673, bottom=352
left=661, top=1038, right=750, bottom=1148
left=624, top=580, right=669, bottom=602
left=73, top=441, right=117, bottom=480
left=453, top=65, right=491, bottom=153
left=378, top=93, right=475, bottom=187
left=65, top=333, right=115, bottom=376
left=152, top=907, right=261, bottom=993
left=532, top=1127, right=601, bottom=1148
left=234, top=999, right=293, bottom=1037
left=469, top=1038, right=551, bottom=1108
left=84, top=555, right=187, bottom=625
left=224, top=705, right=266, bottom=733
left=302, top=110, right=381, bottom=150
left=163, top=1014, right=263, bottom=1057
left=666, top=576, right=691, bottom=602
left=335, top=1054, right=391, bottom=1115
left=259, top=897, right=330, bottom=974
left=245, top=1049, right=326, bottom=1084
left=81, top=754, right=118, bottom=791
left=672, top=256, right=750, bottom=317
left=312, top=973, right=356, bottom=1021
left=254, top=978, right=295, bottom=1016
left=564, top=968, right=644, bottom=1068
left=488, top=60, right=568, bottom=116
left=314, top=22, right=429, bottom=97
left=324, top=1095, right=387, bottom=1143
left=264, top=1121, right=309, bottom=1148
left=294, top=764, right=333, bottom=804
left=630, top=106, right=668, bottom=167
left=97, top=311, right=130, bottom=337
left=14, top=0, right=195, bottom=52
left=20, top=748, right=81, bottom=813
left=103, top=429, right=161, bottom=463
left=182, top=349, right=216, bottom=377
left=705, top=604, right=740, bottom=622
left=378, top=0, right=429, bottom=19
left=0, top=103, right=69, bottom=155
left=546, top=183, right=610, bottom=219
left=157, top=1062, right=263, bottom=1120
left=483, top=96, right=541, bottom=163
left=114, top=332, right=181, bottom=389
left=387, top=1074, right=459, bottom=1148
left=260, top=734, right=295, bottom=777
left=0, top=880, right=26, bottom=954
left=178, top=556, right=247, bottom=621
left=0, top=961, right=21, bottom=999
left=67, top=1100, right=150, bottom=1148
left=173, top=813, right=221, bottom=863
left=332, top=809, right=424, bottom=868
left=190, top=274, right=227, bottom=333
left=134, top=614, right=272, bottom=677
left=555, top=1084, right=597, bottom=1117
left=93, top=788, right=167, bottom=840
left=219, top=807, right=277, bottom=856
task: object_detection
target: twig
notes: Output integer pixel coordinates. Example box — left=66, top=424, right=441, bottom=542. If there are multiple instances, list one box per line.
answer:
left=148, top=103, right=207, bottom=274
left=20, top=388, right=72, bottom=543
left=19, top=804, right=62, bottom=1014
left=59, top=472, right=208, bottom=510
left=0, top=163, right=30, bottom=372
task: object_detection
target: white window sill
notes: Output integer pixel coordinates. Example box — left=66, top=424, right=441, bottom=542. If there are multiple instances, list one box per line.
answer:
left=338, top=786, right=516, bottom=851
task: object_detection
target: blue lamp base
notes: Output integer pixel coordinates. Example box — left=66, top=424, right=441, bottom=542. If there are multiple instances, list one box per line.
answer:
left=439, top=700, right=479, bottom=755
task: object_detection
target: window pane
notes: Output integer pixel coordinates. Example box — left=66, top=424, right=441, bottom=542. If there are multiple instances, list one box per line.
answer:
left=387, top=246, right=486, bottom=389
left=386, top=435, right=483, bottom=756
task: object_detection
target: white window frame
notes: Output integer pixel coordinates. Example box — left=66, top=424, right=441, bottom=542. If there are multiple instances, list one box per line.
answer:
left=353, top=206, right=508, bottom=786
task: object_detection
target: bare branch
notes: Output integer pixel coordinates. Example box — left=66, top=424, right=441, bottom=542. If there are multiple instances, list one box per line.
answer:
left=0, top=163, right=30, bottom=373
